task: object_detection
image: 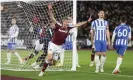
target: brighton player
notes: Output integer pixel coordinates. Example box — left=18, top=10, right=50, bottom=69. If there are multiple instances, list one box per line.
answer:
left=112, top=16, right=131, bottom=74
left=5, top=18, right=23, bottom=64
left=38, top=3, right=92, bottom=76
left=91, top=10, right=110, bottom=73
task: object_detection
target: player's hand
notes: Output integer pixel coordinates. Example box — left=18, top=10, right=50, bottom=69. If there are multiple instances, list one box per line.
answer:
left=108, top=42, right=113, bottom=50
left=108, top=45, right=113, bottom=50
left=48, top=3, right=53, bottom=10
left=87, top=15, right=92, bottom=22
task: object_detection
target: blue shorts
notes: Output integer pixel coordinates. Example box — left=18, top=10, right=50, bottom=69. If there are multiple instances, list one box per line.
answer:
left=62, top=41, right=73, bottom=50
left=94, top=41, right=107, bottom=52
left=7, top=43, right=16, bottom=50
left=115, top=45, right=127, bottom=56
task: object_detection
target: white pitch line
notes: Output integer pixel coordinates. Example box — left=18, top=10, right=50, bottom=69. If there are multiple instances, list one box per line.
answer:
left=90, top=72, right=133, bottom=78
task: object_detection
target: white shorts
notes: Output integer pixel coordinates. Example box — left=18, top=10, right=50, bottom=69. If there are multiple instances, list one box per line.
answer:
left=48, top=41, right=62, bottom=54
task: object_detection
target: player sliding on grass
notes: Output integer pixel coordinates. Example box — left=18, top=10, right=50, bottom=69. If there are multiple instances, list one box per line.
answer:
left=23, top=23, right=53, bottom=68
left=91, top=10, right=111, bottom=73
left=39, top=3, right=92, bottom=76
left=112, top=16, right=131, bottom=74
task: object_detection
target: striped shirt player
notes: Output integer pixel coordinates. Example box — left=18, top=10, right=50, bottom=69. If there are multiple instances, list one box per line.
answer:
left=7, top=24, right=19, bottom=50
left=91, top=19, right=108, bottom=52
left=62, top=22, right=74, bottom=50
left=62, top=35, right=73, bottom=50
left=112, top=24, right=131, bottom=56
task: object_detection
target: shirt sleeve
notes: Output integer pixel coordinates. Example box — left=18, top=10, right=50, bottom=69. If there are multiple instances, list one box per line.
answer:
left=106, top=21, right=109, bottom=30
left=54, top=22, right=62, bottom=31
left=128, top=26, right=131, bottom=38
left=113, top=27, right=117, bottom=34
left=91, top=21, right=95, bottom=30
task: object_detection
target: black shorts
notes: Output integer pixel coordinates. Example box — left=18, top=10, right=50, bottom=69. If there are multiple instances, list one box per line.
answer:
left=39, top=37, right=51, bottom=54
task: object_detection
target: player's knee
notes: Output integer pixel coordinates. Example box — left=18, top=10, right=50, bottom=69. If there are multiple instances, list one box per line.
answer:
left=101, top=52, right=106, bottom=56
left=47, top=52, right=53, bottom=61
left=95, top=52, right=100, bottom=56
left=118, top=55, right=123, bottom=58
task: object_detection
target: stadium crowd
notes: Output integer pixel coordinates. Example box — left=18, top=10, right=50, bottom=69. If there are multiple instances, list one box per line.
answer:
left=77, top=1, right=133, bottom=39
left=1, top=1, right=133, bottom=49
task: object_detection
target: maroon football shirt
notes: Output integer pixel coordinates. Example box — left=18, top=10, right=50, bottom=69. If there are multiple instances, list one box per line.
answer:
left=51, top=23, right=72, bottom=45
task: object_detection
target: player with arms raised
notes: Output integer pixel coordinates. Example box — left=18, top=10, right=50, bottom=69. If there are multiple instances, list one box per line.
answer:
left=39, top=3, right=92, bottom=76
left=91, top=10, right=110, bottom=73
left=5, top=18, right=22, bottom=64
left=112, top=16, right=131, bottom=74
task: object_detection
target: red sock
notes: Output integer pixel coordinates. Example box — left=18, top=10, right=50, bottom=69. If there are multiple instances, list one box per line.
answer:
left=42, top=62, right=48, bottom=72
left=91, top=54, right=95, bottom=61
left=25, top=54, right=34, bottom=60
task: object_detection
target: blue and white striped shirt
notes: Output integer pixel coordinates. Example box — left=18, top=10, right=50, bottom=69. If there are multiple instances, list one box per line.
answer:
left=91, top=19, right=108, bottom=41
left=8, top=25, right=19, bottom=43
left=65, top=35, right=72, bottom=42
left=113, top=24, right=131, bottom=46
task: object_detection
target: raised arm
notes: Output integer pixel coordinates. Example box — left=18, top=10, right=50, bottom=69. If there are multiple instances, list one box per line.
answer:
left=48, top=3, right=56, bottom=25
left=74, top=16, right=92, bottom=27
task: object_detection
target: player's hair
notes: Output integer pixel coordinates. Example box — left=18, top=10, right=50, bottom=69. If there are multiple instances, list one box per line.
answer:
left=97, top=9, right=104, bottom=14
left=120, top=16, right=127, bottom=23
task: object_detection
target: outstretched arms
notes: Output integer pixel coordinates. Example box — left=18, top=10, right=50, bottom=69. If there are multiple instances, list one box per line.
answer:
left=48, top=3, right=56, bottom=25
left=74, top=15, right=92, bottom=27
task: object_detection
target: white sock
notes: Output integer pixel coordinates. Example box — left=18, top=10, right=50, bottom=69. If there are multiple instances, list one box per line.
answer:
left=115, top=57, right=122, bottom=70
left=7, top=53, right=11, bottom=63
left=14, top=52, right=22, bottom=63
left=95, top=55, right=100, bottom=69
left=76, top=53, right=79, bottom=65
left=60, top=49, right=65, bottom=65
left=100, top=56, right=106, bottom=68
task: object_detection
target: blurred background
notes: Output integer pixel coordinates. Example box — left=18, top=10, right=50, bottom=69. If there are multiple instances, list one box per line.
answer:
left=77, top=1, right=133, bottom=49
left=1, top=1, right=133, bottom=49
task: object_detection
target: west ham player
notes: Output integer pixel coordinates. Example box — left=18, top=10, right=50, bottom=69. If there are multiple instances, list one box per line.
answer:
left=112, top=16, right=131, bottom=74
left=24, top=24, right=53, bottom=67
left=56, top=17, right=81, bottom=67
left=56, top=30, right=73, bottom=67
left=39, top=3, right=92, bottom=76
left=91, top=10, right=110, bottom=73
left=32, top=24, right=53, bottom=68
left=5, top=18, right=23, bottom=64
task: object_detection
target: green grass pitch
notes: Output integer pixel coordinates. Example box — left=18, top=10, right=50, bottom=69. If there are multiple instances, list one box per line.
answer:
left=1, top=50, right=133, bottom=80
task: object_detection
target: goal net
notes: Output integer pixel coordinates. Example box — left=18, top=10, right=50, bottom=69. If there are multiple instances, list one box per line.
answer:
left=1, top=1, right=77, bottom=71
